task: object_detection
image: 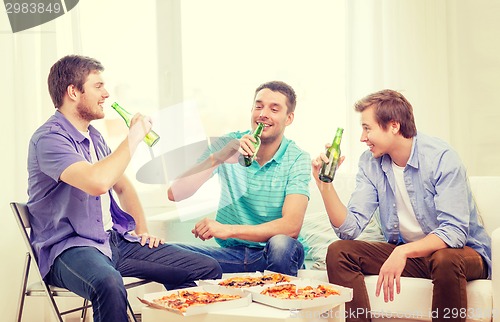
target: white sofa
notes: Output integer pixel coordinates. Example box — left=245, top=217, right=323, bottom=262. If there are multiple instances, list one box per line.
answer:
left=298, top=175, right=500, bottom=322
left=147, top=175, right=499, bottom=322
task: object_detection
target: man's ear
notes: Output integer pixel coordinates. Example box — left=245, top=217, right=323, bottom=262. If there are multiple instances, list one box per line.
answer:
left=67, top=84, right=79, bottom=101
left=286, top=112, right=294, bottom=126
left=390, top=120, right=400, bottom=134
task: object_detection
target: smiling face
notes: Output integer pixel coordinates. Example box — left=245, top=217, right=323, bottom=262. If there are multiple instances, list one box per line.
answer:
left=251, top=88, right=294, bottom=144
left=360, top=105, right=399, bottom=158
left=75, top=71, right=109, bottom=122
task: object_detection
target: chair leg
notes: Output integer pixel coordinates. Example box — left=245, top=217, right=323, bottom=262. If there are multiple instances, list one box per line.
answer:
left=16, top=253, right=30, bottom=322
left=16, top=251, right=136, bottom=322
left=127, top=300, right=138, bottom=322
left=43, top=285, right=64, bottom=322
left=81, top=298, right=89, bottom=321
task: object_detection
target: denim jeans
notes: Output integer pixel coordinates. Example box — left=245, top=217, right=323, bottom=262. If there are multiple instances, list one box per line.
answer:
left=176, top=234, right=305, bottom=276
left=45, top=230, right=222, bottom=322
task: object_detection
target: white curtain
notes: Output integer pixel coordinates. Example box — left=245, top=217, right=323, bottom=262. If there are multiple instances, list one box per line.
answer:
left=0, top=8, right=82, bottom=320
left=345, top=0, right=500, bottom=176
left=345, top=0, right=451, bottom=172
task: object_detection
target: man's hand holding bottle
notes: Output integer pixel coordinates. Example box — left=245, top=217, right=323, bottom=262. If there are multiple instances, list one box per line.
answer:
left=238, top=134, right=259, bottom=160
left=312, top=145, right=346, bottom=185
left=127, top=113, right=153, bottom=147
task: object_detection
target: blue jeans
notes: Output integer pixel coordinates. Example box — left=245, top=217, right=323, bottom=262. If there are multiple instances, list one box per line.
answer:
left=176, top=234, right=305, bottom=276
left=45, top=230, right=222, bottom=322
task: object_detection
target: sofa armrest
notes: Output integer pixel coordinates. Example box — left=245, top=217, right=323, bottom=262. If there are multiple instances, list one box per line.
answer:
left=492, top=227, right=500, bottom=322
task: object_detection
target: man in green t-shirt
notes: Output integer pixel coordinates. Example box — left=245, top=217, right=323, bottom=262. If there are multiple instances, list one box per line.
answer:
left=168, top=81, right=311, bottom=276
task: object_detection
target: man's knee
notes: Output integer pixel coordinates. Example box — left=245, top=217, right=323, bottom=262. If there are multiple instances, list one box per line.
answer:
left=268, top=234, right=298, bottom=250
left=203, top=257, right=223, bottom=279
left=429, top=248, right=464, bottom=277
left=265, top=235, right=304, bottom=275
left=267, top=235, right=304, bottom=261
left=89, top=270, right=127, bottom=299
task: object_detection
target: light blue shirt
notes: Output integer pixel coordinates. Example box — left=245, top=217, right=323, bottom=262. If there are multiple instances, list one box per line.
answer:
left=203, top=132, right=311, bottom=248
left=335, top=132, right=492, bottom=278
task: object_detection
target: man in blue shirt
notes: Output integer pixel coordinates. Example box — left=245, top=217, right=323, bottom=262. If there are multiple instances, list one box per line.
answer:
left=27, top=55, right=222, bottom=322
left=312, top=89, right=490, bottom=322
left=168, top=81, right=311, bottom=276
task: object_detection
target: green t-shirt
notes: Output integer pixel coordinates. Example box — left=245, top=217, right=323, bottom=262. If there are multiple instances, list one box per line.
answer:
left=202, top=132, right=311, bottom=248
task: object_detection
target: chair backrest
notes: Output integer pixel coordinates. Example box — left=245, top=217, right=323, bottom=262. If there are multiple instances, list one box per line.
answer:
left=10, top=202, right=37, bottom=261
left=11, top=202, right=30, bottom=228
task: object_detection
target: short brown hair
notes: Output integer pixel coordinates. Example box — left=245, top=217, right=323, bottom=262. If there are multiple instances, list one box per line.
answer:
left=354, top=89, right=417, bottom=138
left=48, top=55, right=104, bottom=109
left=254, top=81, right=297, bottom=114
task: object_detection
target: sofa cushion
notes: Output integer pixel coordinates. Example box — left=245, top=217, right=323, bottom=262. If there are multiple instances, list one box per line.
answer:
left=297, top=270, right=492, bottom=322
left=301, top=174, right=386, bottom=269
left=367, top=277, right=492, bottom=322
left=301, top=209, right=385, bottom=269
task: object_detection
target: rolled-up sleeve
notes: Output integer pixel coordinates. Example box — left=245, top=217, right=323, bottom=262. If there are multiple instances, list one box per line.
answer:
left=335, top=152, right=380, bottom=240
left=428, top=149, right=469, bottom=248
left=35, top=129, right=85, bottom=182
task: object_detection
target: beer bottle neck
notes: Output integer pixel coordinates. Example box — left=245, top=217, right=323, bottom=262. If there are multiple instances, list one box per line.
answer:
left=254, top=123, right=264, bottom=137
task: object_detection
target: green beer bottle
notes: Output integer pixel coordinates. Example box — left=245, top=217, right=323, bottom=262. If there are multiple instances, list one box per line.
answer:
left=319, top=127, right=344, bottom=183
left=238, top=122, right=265, bottom=167
left=111, top=102, right=160, bottom=147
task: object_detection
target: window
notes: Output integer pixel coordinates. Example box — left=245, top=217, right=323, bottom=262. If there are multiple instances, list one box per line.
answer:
left=78, top=0, right=347, bottom=212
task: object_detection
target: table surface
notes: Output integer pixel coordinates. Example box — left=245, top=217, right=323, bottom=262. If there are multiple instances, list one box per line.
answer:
left=142, top=301, right=346, bottom=322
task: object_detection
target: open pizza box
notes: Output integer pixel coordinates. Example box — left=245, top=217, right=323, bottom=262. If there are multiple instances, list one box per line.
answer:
left=246, top=278, right=353, bottom=310
left=196, top=270, right=299, bottom=289
left=138, top=285, right=251, bottom=316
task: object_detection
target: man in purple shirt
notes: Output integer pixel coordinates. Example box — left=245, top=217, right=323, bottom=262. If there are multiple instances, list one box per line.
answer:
left=27, top=55, right=222, bottom=322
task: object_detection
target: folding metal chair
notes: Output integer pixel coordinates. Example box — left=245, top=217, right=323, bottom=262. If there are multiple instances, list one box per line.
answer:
left=11, top=202, right=151, bottom=322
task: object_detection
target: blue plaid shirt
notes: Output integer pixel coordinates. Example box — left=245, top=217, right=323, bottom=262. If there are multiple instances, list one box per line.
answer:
left=335, top=132, right=492, bottom=278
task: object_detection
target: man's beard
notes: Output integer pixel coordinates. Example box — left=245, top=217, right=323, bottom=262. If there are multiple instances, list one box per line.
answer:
left=260, top=131, right=282, bottom=145
left=77, top=101, right=102, bottom=122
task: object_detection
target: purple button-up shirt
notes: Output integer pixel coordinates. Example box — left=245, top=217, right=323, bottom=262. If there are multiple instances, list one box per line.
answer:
left=27, top=111, right=139, bottom=278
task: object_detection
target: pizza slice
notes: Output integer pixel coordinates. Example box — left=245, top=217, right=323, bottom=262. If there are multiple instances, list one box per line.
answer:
left=152, top=290, right=242, bottom=312
left=260, top=284, right=341, bottom=299
left=218, top=272, right=292, bottom=288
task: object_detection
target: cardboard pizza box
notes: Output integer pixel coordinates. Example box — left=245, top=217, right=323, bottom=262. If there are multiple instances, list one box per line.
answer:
left=138, top=285, right=251, bottom=316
